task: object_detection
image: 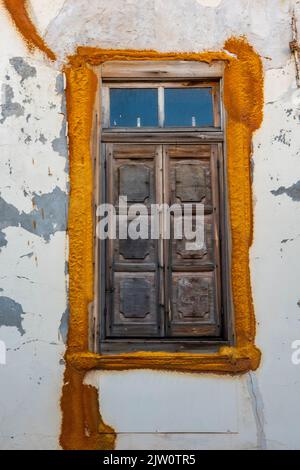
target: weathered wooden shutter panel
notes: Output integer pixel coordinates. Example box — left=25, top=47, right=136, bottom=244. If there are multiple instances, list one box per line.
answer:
left=165, top=144, right=221, bottom=337
left=171, top=215, right=214, bottom=268
left=119, top=165, right=150, bottom=202
left=105, top=144, right=162, bottom=337
left=103, top=143, right=222, bottom=340
left=175, top=164, right=206, bottom=202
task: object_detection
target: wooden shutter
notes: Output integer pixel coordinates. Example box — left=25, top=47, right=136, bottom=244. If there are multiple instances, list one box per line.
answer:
left=105, top=144, right=162, bottom=337
left=103, top=143, right=223, bottom=340
left=164, top=144, right=222, bottom=337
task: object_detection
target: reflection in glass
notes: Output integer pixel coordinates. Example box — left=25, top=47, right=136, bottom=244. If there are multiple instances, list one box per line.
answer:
left=164, top=88, right=214, bottom=127
left=110, top=88, right=158, bottom=127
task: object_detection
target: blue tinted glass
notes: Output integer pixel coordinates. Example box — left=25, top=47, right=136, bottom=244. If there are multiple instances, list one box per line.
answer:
left=164, top=88, right=213, bottom=127
left=110, top=88, right=158, bottom=127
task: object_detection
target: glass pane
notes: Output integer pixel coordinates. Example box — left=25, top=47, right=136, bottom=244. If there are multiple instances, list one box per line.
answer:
left=164, top=88, right=214, bottom=127
left=110, top=88, right=158, bottom=127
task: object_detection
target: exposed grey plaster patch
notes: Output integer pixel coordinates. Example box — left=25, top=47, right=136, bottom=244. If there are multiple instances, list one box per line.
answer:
left=38, top=133, right=47, bottom=145
left=281, top=238, right=293, bottom=244
left=297, top=299, right=300, bottom=308
left=250, top=158, right=254, bottom=182
left=66, top=180, right=70, bottom=195
left=55, top=73, right=64, bottom=95
left=0, top=197, right=19, bottom=229
left=9, top=58, right=36, bottom=83
left=273, top=129, right=291, bottom=147
left=6, top=338, right=40, bottom=352
left=0, top=186, right=67, bottom=244
left=16, top=275, right=35, bottom=284
left=20, top=251, right=34, bottom=259
left=22, top=187, right=68, bottom=241
left=0, top=296, right=26, bottom=335
left=51, top=81, right=68, bottom=173
left=247, top=372, right=267, bottom=450
left=0, top=231, right=8, bottom=250
left=23, top=97, right=32, bottom=104
left=0, top=288, right=3, bottom=292
left=59, top=307, right=69, bottom=344
left=271, top=181, right=300, bottom=201
left=51, top=118, right=67, bottom=158
left=26, top=114, right=31, bottom=122
left=4, top=159, right=12, bottom=176
left=0, top=84, right=24, bottom=124
left=24, top=135, right=32, bottom=145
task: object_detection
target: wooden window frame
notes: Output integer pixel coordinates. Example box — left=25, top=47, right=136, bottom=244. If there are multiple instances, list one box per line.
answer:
left=95, top=62, right=232, bottom=354
left=101, top=80, right=221, bottom=130
left=65, top=50, right=262, bottom=374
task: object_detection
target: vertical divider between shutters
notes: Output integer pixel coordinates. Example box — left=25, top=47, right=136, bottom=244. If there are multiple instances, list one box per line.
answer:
left=163, top=145, right=171, bottom=336
left=156, top=145, right=165, bottom=336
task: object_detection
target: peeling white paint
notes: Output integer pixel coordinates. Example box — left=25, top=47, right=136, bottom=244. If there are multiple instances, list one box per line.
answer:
left=246, top=372, right=266, bottom=449
left=0, top=0, right=300, bottom=450
left=44, top=0, right=296, bottom=69
left=196, top=0, right=222, bottom=7
left=85, top=370, right=238, bottom=433
left=0, top=57, right=68, bottom=213
left=265, top=60, right=296, bottom=104
left=29, top=0, right=67, bottom=36
left=0, top=7, right=68, bottom=448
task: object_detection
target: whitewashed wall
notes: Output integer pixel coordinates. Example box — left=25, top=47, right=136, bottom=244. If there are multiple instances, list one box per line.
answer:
left=0, top=0, right=300, bottom=450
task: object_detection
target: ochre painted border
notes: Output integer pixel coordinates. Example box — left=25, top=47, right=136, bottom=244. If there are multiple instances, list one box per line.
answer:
left=2, top=0, right=56, bottom=60
left=1, top=0, right=263, bottom=453
left=60, top=39, right=263, bottom=449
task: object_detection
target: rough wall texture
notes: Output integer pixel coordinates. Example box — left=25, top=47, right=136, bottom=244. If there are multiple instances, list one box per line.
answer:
left=0, top=3, right=68, bottom=449
left=0, top=0, right=300, bottom=449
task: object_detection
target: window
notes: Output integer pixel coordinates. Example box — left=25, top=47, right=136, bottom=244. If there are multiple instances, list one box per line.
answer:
left=110, top=88, right=159, bottom=127
left=108, top=85, right=216, bottom=128
left=98, top=63, right=231, bottom=353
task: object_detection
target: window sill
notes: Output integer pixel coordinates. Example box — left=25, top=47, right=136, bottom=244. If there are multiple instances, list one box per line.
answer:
left=99, top=339, right=230, bottom=354
left=67, top=344, right=261, bottom=374
left=101, top=129, right=224, bottom=143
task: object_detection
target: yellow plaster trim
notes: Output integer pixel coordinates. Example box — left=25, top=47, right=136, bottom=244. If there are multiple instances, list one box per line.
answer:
left=61, top=38, right=263, bottom=449
left=2, top=0, right=56, bottom=60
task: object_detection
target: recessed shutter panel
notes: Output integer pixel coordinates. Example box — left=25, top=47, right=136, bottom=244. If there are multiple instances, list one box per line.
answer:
left=105, top=144, right=162, bottom=337
left=164, top=144, right=221, bottom=337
